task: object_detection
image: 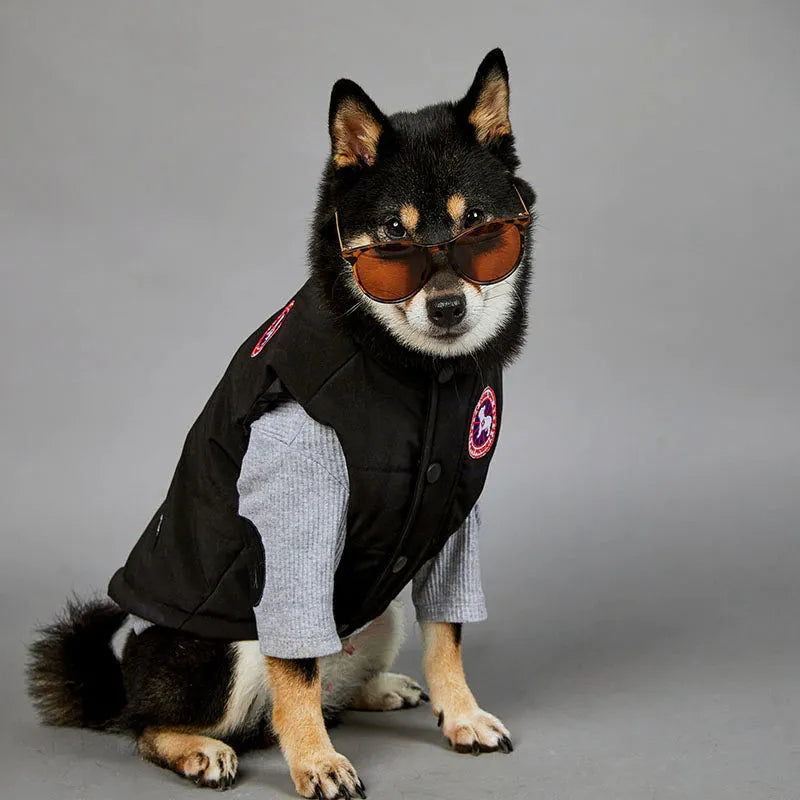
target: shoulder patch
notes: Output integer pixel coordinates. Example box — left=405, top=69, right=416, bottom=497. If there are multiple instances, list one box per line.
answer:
left=468, top=386, right=497, bottom=459
left=251, top=299, right=295, bottom=357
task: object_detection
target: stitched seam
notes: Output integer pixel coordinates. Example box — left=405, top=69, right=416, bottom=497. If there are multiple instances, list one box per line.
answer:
left=305, top=350, right=361, bottom=406
left=182, top=545, right=248, bottom=625
left=252, top=419, right=348, bottom=490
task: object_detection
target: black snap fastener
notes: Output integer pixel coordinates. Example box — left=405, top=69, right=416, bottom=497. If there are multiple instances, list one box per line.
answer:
left=392, top=556, right=408, bottom=573
left=426, top=462, right=442, bottom=483
left=437, top=365, right=454, bottom=383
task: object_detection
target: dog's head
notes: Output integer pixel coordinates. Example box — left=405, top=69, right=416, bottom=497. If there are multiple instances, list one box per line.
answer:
left=310, top=48, right=535, bottom=372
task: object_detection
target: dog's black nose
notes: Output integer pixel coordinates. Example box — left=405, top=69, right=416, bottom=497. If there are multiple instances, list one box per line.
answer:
left=427, top=294, right=466, bottom=328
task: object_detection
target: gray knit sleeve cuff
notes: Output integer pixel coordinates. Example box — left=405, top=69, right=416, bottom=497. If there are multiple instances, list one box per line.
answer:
left=251, top=625, right=344, bottom=659
left=414, top=600, right=488, bottom=624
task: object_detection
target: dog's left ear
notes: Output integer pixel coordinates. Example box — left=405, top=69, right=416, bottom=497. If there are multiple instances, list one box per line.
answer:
left=328, top=79, right=388, bottom=170
left=457, top=48, right=518, bottom=169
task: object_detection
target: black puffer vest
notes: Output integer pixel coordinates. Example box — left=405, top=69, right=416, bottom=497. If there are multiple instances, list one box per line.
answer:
left=108, top=280, right=503, bottom=640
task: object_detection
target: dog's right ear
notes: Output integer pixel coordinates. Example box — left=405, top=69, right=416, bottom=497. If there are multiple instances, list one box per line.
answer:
left=328, top=79, right=388, bottom=170
left=455, top=48, right=520, bottom=171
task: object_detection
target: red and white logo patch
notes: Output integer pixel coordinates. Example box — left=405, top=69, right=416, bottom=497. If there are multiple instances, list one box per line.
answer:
left=250, top=299, right=295, bottom=358
left=468, top=386, right=497, bottom=459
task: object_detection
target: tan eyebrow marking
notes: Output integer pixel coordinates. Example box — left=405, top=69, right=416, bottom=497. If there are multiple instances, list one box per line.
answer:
left=447, top=194, right=467, bottom=223
left=399, top=203, right=420, bottom=233
left=447, top=194, right=467, bottom=235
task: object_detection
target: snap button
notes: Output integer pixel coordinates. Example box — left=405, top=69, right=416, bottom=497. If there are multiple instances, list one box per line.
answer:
left=392, top=556, right=408, bottom=573
left=426, top=462, right=442, bottom=483
left=437, top=365, right=454, bottom=383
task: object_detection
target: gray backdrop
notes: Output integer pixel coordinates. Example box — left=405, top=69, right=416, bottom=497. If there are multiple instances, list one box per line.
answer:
left=2, top=1, right=799, bottom=798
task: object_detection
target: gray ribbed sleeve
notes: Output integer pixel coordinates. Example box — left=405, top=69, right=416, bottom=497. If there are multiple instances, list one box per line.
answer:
left=237, top=398, right=488, bottom=658
left=237, top=402, right=348, bottom=658
left=412, top=503, right=487, bottom=623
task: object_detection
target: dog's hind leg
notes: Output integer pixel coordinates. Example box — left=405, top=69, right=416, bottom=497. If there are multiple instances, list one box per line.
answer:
left=337, top=600, right=429, bottom=712
left=348, top=671, right=429, bottom=711
left=137, top=727, right=238, bottom=789
left=120, top=627, right=260, bottom=786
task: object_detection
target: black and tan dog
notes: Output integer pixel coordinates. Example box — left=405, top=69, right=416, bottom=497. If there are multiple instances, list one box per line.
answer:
left=27, top=49, right=535, bottom=798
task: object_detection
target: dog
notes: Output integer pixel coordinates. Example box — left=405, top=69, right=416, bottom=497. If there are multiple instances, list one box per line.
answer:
left=27, top=48, right=536, bottom=799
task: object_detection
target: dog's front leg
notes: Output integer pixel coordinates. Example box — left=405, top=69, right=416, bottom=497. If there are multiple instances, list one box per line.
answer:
left=267, top=656, right=366, bottom=799
left=421, top=621, right=514, bottom=755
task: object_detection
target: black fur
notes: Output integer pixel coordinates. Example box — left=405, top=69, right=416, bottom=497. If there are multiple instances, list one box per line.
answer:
left=280, top=657, right=319, bottom=684
left=26, top=601, right=278, bottom=749
left=117, top=627, right=235, bottom=736
left=309, top=47, right=535, bottom=377
left=452, top=622, right=463, bottom=647
left=26, top=596, right=127, bottom=729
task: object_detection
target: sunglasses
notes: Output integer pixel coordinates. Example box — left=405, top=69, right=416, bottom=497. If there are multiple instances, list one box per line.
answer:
left=335, top=185, right=532, bottom=304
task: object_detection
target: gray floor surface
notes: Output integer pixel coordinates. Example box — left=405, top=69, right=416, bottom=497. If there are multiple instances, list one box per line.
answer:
left=5, top=498, right=800, bottom=800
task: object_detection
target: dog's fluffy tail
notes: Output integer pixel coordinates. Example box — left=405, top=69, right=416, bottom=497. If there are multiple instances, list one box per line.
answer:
left=26, top=596, right=128, bottom=730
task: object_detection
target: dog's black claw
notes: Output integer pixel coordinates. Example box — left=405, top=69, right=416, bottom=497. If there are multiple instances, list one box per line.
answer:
left=497, top=737, right=510, bottom=754
left=501, top=736, right=514, bottom=753
left=355, top=779, right=367, bottom=798
left=420, top=691, right=430, bottom=702
left=315, top=785, right=325, bottom=800
left=339, top=784, right=351, bottom=800
left=471, top=741, right=482, bottom=756
left=437, top=710, right=444, bottom=727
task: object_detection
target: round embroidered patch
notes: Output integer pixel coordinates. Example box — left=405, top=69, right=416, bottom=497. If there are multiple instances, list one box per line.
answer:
left=468, top=386, right=497, bottom=459
left=250, top=299, right=295, bottom=357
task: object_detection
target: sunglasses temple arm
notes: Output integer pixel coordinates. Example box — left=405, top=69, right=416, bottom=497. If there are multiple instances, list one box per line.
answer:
left=334, top=211, right=346, bottom=253
left=512, top=183, right=530, bottom=217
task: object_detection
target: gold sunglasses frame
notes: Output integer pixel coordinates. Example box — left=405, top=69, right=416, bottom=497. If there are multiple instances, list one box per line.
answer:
left=334, top=185, right=532, bottom=304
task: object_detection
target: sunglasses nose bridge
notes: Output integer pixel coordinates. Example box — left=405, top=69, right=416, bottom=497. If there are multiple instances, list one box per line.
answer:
left=427, top=246, right=446, bottom=269
left=428, top=240, right=460, bottom=272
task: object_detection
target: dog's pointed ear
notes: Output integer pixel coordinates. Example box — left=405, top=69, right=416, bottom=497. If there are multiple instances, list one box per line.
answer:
left=457, top=48, right=513, bottom=149
left=329, top=79, right=388, bottom=169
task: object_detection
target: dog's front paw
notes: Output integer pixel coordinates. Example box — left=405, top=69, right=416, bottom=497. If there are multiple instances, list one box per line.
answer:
left=436, top=707, right=513, bottom=755
left=290, top=750, right=366, bottom=799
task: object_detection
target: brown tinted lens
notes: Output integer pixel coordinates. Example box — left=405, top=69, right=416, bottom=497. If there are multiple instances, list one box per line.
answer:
left=353, top=243, right=428, bottom=302
left=452, top=221, right=522, bottom=284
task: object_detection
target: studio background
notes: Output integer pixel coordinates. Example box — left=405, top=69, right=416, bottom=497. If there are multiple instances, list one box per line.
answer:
left=1, top=1, right=798, bottom=798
